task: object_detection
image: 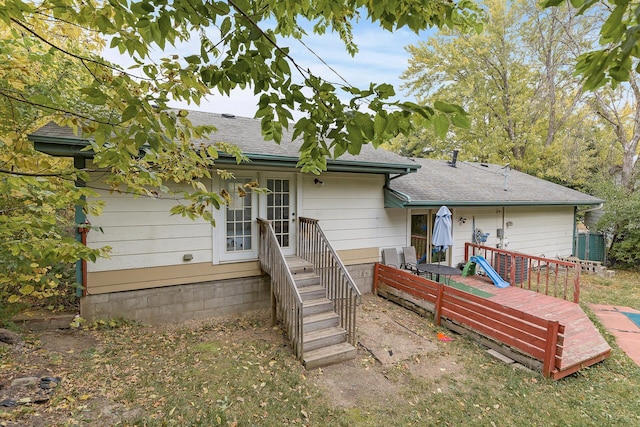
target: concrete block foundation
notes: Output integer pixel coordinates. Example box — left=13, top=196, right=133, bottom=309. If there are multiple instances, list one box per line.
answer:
left=80, top=275, right=271, bottom=324
left=80, top=263, right=375, bottom=325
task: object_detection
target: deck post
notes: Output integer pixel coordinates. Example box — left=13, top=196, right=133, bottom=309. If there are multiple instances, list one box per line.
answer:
left=434, top=283, right=444, bottom=326
left=573, top=266, right=580, bottom=303
left=542, top=320, right=560, bottom=377
left=373, top=263, right=380, bottom=295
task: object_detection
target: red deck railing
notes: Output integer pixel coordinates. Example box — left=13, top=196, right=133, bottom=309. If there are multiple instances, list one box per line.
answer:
left=464, top=243, right=581, bottom=303
left=374, top=263, right=565, bottom=378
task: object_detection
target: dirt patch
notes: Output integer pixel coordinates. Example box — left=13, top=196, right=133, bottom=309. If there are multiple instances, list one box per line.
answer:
left=38, top=329, right=100, bottom=356
left=309, top=295, right=466, bottom=408
left=1, top=295, right=467, bottom=425
left=356, top=296, right=438, bottom=365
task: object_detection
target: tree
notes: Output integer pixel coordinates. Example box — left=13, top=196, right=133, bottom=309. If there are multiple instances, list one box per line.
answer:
left=1, top=0, right=482, bottom=306
left=542, top=0, right=640, bottom=90
left=396, top=0, right=609, bottom=186
left=0, top=22, right=110, bottom=306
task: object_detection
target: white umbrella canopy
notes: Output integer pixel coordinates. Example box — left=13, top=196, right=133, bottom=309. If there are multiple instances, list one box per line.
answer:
left=432, top=206, right=454, bottom=260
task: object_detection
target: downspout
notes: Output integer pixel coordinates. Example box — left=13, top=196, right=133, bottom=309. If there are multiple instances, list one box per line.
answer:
left=500, top=207, right=506, bottom=249
left=74, top=156, right=87, bottom=297
left=572, top=206, right=577, bottom=257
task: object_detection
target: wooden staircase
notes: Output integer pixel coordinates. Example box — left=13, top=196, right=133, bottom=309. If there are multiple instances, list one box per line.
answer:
left=286, top=256, right=357, bottom=369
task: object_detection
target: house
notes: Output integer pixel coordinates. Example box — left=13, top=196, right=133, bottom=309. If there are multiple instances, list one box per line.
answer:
left=29, top=112, right=603, bottom=325
left=386, top=156, right=604, bottom=268
left=29, top=111, right=418, bottom=326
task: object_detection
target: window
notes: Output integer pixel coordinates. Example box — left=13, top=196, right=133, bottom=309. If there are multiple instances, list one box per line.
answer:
left=215, top=172, right=296, bottom=263
left=267, top=178, right=291, bottom=248
left=225, top=178, right=253, bottom=252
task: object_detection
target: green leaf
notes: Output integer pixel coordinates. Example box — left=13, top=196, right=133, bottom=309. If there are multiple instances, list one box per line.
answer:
left=540, top=0, right=565, bottom=7
left=158, top=14, right=171, bottom=38
left=122, top=105, right=138, bottom=123
left=450, top=114, right=471, bottom=129
left=600, top=5, right=626, bottom=43
left=19, top=284, right=35, bottom=296
left=220, top=16, right=231, bottom=36
left=27, top=94, right=52, bottom=106
left=80, top=87, right=107, bottom=105
left=434, top=100, right=463, bottom=114
left=374, top=114, right=387, bottom=135
left=433, top=115, right=450, bottom=139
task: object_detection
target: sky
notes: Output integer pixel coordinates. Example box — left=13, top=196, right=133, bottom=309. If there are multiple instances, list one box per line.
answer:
left=103, top=21, right=430, bottom=119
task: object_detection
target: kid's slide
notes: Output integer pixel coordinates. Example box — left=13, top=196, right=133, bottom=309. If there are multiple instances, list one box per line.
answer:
left=469, top=255, right=510, bottom=288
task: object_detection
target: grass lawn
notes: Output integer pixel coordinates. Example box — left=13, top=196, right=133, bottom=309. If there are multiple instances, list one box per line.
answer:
left=1, top=270, right=639, bottom=426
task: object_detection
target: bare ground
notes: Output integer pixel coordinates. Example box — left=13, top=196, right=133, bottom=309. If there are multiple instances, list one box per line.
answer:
left=0, top=294, right=468, bottom=426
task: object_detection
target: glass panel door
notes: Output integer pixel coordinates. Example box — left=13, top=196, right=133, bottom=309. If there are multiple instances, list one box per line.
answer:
left=225, top=177, right=254, bottom=253
left=266, top=177, right=296, bottom=255
left=411, top=214, right=428, bottom=264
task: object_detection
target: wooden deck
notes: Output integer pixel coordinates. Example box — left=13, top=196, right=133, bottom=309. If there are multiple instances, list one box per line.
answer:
left=374, top=264, right=611, bottom=380
left=455, top=273, right=611, bottom=378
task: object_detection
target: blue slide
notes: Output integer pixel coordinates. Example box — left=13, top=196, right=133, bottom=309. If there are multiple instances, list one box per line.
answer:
left=470, top=255, right=510, bottom=288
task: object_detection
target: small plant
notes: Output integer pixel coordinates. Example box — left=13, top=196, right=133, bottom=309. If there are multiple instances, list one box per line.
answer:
left=69, top=315, right=85, bottom=329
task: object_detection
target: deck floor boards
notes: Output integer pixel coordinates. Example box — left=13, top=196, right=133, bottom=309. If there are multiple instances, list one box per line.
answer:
left=454, top=273, right=611, bottom=374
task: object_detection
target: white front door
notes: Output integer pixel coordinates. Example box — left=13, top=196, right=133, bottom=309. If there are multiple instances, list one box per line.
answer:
left=264, top=175, right=297, bottom=256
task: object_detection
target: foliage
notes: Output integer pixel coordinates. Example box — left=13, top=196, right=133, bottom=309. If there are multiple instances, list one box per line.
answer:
left=542, top=0, right=640, bottom=90
left=396, top=0, right=610, bottom=184
left=0, top=0, right=483, bottom=308
left=0, top=23, right=110, bottom=306
left=588, top=176, right=640, bottom=268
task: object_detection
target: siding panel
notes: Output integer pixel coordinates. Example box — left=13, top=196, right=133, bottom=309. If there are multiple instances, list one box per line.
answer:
left=450, top=206, right=575, bottom=265
left=86, top=181, right=213, bottom=274
left=300, top=173, right=407, bottom=254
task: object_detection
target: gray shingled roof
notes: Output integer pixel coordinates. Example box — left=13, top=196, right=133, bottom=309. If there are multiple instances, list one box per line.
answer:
left=30, top=111, right=418, bottom=173
left=29, top=112, right=602, bottom=206
left=388, top=157, right=603, bottom=207
left=186, top=111, right=414, bottom=166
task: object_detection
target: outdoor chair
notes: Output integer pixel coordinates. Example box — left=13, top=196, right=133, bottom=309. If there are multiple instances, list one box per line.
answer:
left=382, top=248, right=401, bottom=268
left=402, top=246, right=422, bottom=275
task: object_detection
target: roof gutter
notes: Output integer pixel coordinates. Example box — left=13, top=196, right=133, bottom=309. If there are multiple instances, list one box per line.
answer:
left=30, top=135, right=421, bottom=176
left=399, top=200, right=605, bottom=208
left=577, top=202, right=604, bottom=214
left=30, top=135, right=94, bottom=158
left=384, top=186, right=412, bottom=203
left=215, top=152, right=419, bottom=174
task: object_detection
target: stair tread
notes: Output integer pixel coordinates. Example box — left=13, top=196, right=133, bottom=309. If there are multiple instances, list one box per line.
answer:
left=298, top=284, right=324, bottom=293
left=293, top=272, right=319, bottom=279
left=285, top=257, right=313, bottom=267
left=303, top=297, right=331, bottom=306
left=304, top=326, right=346, bottom=342
left=303, top=342, right=355, bottom=361
left=304, top=311, right=339, bottom=323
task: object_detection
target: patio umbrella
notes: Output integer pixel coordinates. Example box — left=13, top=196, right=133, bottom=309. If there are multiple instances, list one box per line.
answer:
left=432, top=206, right=454, bottom=264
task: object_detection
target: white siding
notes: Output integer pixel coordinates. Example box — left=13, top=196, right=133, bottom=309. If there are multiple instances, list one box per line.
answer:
left=85, top=168, right=576, bottom=276
left=299, top=173, right=407, bottom=253
left=87, top=170, right=405, bottom=274
left=86, top=180, right=213, bottom=272
left=450, top=206, right=575, bottom=266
